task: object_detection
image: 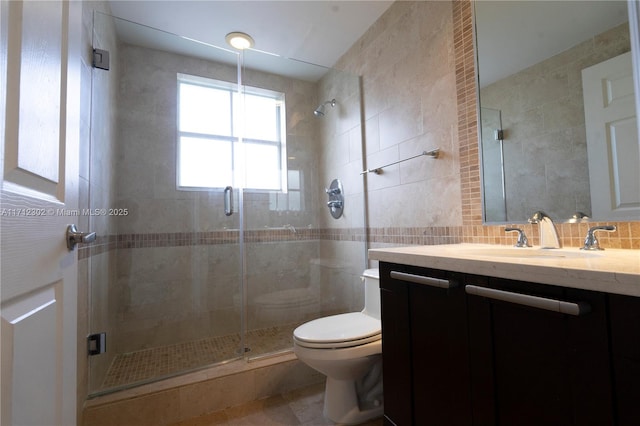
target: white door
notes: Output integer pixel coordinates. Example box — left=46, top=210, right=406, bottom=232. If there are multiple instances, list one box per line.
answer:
left=1, top=1, right=81, bottom=425
left=582, top=51, right=640, bottom=220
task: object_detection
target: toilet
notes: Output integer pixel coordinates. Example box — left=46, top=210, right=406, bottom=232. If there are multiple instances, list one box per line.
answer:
left=253, top=288, right=318, bottom=326
left=293, top=268, right=383, bottom=424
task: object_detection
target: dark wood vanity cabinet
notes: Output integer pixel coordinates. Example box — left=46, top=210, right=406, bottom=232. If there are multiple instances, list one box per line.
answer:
left=380, top=261, right=639, bottom=426
left=380, top=263, right=472, bottom=426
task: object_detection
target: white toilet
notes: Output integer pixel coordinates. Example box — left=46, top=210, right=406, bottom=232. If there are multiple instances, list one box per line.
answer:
left=293, top=268, right=383, bottom=424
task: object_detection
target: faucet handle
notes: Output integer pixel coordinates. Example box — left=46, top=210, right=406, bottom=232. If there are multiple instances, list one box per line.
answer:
left=581, top=225, right=616, bottom=251
left=325, top=187, right=341, bottom=195
left=505, top=227, right=531, bottom=247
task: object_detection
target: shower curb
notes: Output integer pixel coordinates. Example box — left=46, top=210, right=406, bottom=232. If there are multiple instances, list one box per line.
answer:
left=82, top=353, right=324, bottom=426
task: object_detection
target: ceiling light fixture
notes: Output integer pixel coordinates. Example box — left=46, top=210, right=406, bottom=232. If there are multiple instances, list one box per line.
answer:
left=225, top=32, right=255, bottom=50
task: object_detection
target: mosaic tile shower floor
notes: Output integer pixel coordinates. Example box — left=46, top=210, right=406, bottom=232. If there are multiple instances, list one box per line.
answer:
left=101, top=323, right=299, bottom=390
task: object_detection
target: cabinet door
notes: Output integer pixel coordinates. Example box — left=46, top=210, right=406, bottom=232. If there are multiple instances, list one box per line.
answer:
left=380, top=263, right=412, bottom=426
left=467, top=279, right=613, bottom=426
left=408, top=269, right=472, bottom=426
left=609, top=294, right=640, bottom=425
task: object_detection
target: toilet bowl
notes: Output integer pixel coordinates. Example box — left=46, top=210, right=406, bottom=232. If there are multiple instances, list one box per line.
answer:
left=293, top=268, right=383, bottom=425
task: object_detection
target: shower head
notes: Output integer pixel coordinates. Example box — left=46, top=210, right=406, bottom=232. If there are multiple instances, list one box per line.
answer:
left=313, top=99, right=336, bottom=117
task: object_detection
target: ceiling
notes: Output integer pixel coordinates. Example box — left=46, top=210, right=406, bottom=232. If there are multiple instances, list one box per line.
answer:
left=107, top=0, right=394, bottom=81
left=107, top=1, right=630, bottom=84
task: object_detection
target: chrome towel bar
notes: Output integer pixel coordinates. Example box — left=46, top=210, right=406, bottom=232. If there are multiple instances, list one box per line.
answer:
left=361, top=148, right=440, bottom=175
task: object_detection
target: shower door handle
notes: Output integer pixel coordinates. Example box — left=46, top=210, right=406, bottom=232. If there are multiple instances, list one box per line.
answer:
left=224, top=186, right=234, bottom=216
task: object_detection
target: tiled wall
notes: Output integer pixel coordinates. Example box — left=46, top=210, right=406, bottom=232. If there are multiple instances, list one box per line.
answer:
left=105, top=41, right=371, bottom=355
left=112, top=43, right=293, bottom=352
left=338, top=1, right=464, bottom=232
left=453, top=0, right=484, bottom=226
left=79, top=14, right=370, bottom=403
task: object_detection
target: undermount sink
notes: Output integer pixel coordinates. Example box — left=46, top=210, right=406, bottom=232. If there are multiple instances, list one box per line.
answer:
left=457, top=247, right=603, bottom=259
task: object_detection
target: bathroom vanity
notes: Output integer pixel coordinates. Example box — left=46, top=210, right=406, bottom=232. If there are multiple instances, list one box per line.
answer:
left=369, top=244, right=640, bottom=426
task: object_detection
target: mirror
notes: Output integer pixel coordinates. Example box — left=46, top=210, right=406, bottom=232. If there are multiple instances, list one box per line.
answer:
left=475, top=1, right=634, bottom=223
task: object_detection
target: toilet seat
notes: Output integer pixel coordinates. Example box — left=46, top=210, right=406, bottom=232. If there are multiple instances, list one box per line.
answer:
left=293, top=312, right=381, bottom=349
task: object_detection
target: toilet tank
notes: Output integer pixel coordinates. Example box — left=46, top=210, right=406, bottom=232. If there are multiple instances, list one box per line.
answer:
left=361, top=268, right=380, bottom=320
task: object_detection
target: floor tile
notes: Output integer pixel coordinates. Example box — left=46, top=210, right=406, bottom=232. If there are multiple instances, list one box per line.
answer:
left=101, top=323, right=299, bottom=391
left=170, top=383, right=384, bottom=426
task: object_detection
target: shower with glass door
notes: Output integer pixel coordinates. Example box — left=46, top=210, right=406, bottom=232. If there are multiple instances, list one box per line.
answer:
left=86, top=12, right=366, bottom=396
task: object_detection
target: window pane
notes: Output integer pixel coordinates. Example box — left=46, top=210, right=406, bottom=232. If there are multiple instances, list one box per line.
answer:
left=288, top=170, right=300, bottom=190
left=288, top=192, right=301, bottom=211
left=244, top=143, right=280, bottom=189
left=237, top=93, right=279, bottom=141
left=179, top=137, right=232, bottom=188
left=179, top=83, right=231, bottom=136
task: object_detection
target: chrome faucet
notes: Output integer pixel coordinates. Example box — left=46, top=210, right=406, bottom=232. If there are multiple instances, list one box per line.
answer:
left=528, top=211, right=560, bottom=249
left=283, top=224, right=297, bottom=234
left=505, top=227, right=530, bottom=247
left=581, top=225, right=616, bottom=251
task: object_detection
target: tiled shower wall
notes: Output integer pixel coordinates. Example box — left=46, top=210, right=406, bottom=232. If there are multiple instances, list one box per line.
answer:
left=316, top=67, right=369, bottom=312
left=78, top=9, right=370, bottom=401
left=113, top=43, right=319, bottom=354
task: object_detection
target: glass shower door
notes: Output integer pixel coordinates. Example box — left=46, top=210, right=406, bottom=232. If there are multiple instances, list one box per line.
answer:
left=87, top=12, right=244, bottom=395
left=239, top=51, right=367, bottom=359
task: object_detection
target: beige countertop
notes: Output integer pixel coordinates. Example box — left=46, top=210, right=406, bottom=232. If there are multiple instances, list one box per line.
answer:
left=369, top=244, right=640, bottom=297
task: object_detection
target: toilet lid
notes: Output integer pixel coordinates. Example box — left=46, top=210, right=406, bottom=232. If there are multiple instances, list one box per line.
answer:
left=293, top=312, right=381, bottom=347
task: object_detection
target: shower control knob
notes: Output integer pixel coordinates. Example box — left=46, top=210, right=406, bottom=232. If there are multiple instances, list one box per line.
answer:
left=326, top=178, right=344, bottom=219
left=325, top=187, right=341, bottom=195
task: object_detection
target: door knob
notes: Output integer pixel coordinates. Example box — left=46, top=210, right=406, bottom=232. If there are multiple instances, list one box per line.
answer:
left=66, top=224, right=96, bottom=251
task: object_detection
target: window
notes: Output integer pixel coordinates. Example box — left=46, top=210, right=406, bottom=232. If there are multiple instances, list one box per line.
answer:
left=269, top=169, right=303, bottom=211
left=177, top=73, right=286, bottom=191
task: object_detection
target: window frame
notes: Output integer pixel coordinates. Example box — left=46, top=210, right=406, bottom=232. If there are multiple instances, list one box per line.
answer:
left=176, top=73, right=287, bottom=192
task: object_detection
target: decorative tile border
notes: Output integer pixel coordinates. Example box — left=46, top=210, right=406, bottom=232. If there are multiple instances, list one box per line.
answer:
left=78, top=221, right=639, bottom=261
left=78, top=228, right=369, bottom=259
left=453, top=0, right=483, bottom=226
left=464, top=221, right=640, bottom=249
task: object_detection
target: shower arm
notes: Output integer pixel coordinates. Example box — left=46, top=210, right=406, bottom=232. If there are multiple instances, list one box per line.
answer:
left=361, top=148, right=440, bottom=175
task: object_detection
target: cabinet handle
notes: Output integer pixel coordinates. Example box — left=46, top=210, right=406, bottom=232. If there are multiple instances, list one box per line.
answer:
left=465, top=285, right=590, bottom=316
left=390, top=271, right=457, bottom=289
